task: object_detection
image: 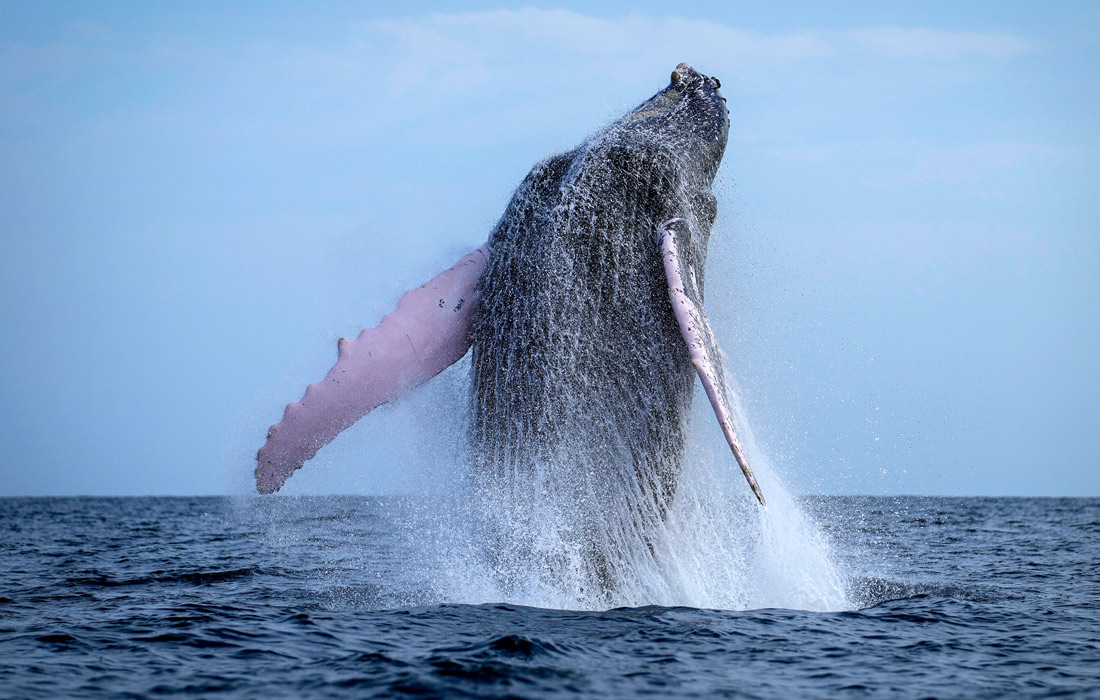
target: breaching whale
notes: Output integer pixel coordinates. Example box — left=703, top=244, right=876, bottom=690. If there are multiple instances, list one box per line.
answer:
left=255, top=64, right=765, bottom=517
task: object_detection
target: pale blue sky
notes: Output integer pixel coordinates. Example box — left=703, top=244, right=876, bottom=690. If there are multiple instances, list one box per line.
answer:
left=1, top=2, right=1097, bottom=496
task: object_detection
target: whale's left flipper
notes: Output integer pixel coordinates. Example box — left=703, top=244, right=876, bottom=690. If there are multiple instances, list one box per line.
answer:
left=255, top=246, right=491, bottom=494
left=657, top=219, right=766, bottom=506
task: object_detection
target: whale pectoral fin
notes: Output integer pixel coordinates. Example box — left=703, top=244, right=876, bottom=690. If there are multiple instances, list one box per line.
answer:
left=255, top=245, right=491, bottom=494
left=656, top=219, right=766, bottom=506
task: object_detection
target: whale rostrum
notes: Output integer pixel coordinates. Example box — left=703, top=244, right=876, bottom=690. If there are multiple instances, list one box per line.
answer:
left=255, top=63, right=765, bottom=509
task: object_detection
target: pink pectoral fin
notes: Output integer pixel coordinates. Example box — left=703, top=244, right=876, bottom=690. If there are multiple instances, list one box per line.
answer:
left=255, top=246, right=491, bottom=494
left=657, top=219, right=766, bottom=506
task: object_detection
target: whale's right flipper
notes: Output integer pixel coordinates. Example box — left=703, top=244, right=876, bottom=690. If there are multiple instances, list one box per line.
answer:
left=255, top=246, right=491, bottom=494
left=657, top=218, right=766, bottom=506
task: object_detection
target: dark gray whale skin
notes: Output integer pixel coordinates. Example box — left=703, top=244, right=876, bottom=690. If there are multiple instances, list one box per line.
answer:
left=470, top=64, right=730, bottom=528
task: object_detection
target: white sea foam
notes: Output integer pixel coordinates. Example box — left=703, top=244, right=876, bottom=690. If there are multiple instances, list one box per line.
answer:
left=398, top=364, right=851, bottom=613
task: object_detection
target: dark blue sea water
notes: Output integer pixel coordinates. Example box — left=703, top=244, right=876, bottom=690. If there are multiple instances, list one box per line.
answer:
left=1, top=496, right=1097, bottom=698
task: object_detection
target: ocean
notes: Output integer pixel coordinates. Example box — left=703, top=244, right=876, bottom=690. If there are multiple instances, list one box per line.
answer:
left=1, top=495, right=1097, bottom=698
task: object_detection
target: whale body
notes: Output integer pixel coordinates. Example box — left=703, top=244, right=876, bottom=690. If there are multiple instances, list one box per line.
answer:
left=255, top=65, right=763, bottom=569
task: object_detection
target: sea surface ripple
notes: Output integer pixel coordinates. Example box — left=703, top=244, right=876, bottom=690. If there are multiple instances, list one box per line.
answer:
left=1, top=496, right=1097, bottom=698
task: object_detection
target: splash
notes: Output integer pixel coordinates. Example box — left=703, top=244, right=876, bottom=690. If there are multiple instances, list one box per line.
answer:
left=390, top=360, right=851, bottom=613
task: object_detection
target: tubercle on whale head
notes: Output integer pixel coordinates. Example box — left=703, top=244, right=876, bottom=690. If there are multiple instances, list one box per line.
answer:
left=670, top=62, right=721, bottom=91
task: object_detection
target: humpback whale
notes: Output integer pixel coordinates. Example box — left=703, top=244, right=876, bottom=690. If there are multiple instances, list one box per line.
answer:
left=255, top=64, right=764, bottom=527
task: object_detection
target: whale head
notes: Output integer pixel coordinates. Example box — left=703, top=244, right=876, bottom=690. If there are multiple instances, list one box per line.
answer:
left=604, top=62, right=729, bottom=186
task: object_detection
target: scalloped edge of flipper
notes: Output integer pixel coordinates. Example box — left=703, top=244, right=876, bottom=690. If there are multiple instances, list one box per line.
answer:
left=255, top=246, right=491, bottom=494
left=657, top=219, right=765, bottom=506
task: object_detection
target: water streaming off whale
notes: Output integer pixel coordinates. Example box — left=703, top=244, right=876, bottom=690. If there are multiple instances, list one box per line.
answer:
left=450, top=66, right=849, bottom=610
left=385, top=348, right=850, bottom=612
left=248, top=64, right=849, bottom=611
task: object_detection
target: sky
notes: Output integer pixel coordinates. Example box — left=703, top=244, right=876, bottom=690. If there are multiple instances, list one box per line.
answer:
left=0, top=1, right=1097, bottom=497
